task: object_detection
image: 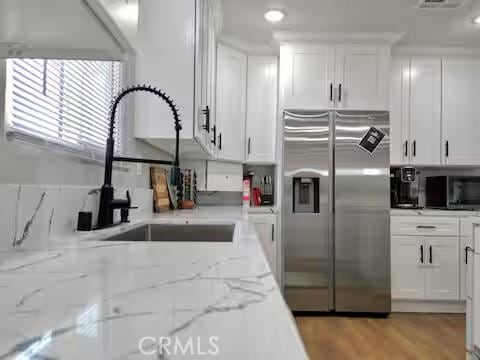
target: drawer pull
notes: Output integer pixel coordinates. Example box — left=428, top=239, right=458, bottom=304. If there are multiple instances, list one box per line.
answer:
left=420, top=245, right=424, bottom=264
left=429, top=245, right=433, bottom=264
left=416, top=225, right=436, bottom=229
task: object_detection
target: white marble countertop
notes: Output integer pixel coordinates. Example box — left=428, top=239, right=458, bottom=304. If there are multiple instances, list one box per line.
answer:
left=0, top=207, right=307, bottom=360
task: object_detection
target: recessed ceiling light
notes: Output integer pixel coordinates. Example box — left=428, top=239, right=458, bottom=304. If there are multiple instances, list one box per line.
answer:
left=264, top=10, right=285, bottom=23
left=473, top=15, right=480, bottom=25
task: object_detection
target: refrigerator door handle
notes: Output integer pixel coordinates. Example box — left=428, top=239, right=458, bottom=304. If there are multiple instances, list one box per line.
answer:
left=284, top=110, right=330, bottom=119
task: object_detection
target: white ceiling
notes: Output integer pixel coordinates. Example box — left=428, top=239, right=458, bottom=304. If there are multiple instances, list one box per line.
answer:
left=221, top=0, right=480, bottom=49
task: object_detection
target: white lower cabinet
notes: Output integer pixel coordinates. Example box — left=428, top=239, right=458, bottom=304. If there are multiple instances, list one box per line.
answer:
left=249, top=214, right=278, bottom=281
left=391, top=236, right=425, bottom=299
left=424, top=237, right=459, bottom=300
left=473, top=225, right=480, bottom=353
left=391, top=216, right=461, bottom=302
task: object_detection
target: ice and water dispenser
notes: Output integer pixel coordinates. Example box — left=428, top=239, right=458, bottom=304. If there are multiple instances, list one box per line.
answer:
left=293, top=177, right=320, bottom=213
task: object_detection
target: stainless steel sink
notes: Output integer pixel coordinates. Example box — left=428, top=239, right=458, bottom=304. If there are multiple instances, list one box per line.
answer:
left=104, top=223, right=235, bottom=242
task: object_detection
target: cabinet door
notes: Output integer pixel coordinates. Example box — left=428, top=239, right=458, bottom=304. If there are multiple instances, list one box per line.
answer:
left=136, top=0, right=195, bottom=139
left=391, top=236, right=425, bottom=300
left=245, top=56, right=278, bottom=163
left=461, top=236, right=473, bottom=300
left=215, top=45, right=247, bottom=162
left=390, top=58, right=410, bottom=165
left=250, top=215, right=277, bottom=280
left=280, top=45, right=335, bottom=110
left=409, top=57, right=442, bottom=166
left=335, top=46, right=390, bottom=110
left=425, top=237, right=460, bottom=300
left=194, top=0, right=211, bottom=151
left=443, top=58, right=480, bottom=165
left=472, top=229, right=480, bottom=349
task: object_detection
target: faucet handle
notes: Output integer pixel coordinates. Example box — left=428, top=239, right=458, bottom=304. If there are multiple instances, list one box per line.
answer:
left=126, top=190, right=131, bottom=207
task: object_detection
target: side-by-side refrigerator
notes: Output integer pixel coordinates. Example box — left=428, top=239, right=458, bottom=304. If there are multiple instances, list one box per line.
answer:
left=283, top=110, right=391, bottom=314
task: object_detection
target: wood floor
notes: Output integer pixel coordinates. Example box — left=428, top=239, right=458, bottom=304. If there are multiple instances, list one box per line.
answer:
left=296, top=313, right=466, bottom=360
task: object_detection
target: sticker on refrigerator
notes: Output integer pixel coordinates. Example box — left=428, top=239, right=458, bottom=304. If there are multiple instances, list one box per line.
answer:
left=357, top=127, right=385, bottom=155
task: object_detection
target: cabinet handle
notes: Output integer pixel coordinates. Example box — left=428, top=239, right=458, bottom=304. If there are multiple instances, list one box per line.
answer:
left=429, top=245, right=433, bottom=264
left=330, top=83, right=333, bottom=102
left=271, top=224, right=275, bottom=242
left=338, top=83, right=342, bottom=102
left=465, top=246, right=470, bottom=264
left=416, top=225, right=436, bottom=229
left=202, top=106, right=210, bottom=133
left=404, top=140, right=408, bottom=157
left=420, top=245, right=424, bottom=264
left=211, top=125, right=216, bottom=146
left=412, top=140, right=416, bottom=157
left=248, top=138, right=251, bottom=155
left=445, top=141, right=449, bottom=158
left=218, top=133, right=222, bottom=150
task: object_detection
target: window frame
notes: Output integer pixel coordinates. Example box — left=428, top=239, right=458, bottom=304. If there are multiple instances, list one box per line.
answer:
left=1, top=56, right=128, bottom=162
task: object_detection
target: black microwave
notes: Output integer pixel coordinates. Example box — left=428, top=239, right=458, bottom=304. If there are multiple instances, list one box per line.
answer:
left=426, top=176, right=480, bottom=210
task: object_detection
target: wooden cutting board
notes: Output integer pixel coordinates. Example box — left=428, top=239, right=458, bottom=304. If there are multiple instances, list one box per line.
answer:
left=150, top=167, right=171, bottom=212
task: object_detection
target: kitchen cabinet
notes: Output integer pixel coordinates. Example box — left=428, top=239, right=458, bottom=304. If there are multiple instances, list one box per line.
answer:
left=442, top=58, right=480, bottom=166
left=249, top=214, right=278, bottom=281
left=391, top=216, right=460, bottom=301
left=245, top=56, right=278, bottom=164
left=391, top=236, right=426, bottom=299
left=215, top=45, right=247, bottom=162
left=390, top=58, right=410, bottom=164
left=389, top=57, right=441, bottom=165
left=280, top=45, right=334, bottom=110
left=135, top=0, right=220, bottom=158
left=424, top=237, right=459, bottom=300
left=280, top=44, right=389, bottom=111
left=461, top=236, right=473, bottom=300
left=334, top=46, right=389, bottom=110
left=472, top=224, right=480, bottom=353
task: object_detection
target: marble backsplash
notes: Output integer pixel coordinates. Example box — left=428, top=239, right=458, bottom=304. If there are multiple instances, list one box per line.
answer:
left=0, top=185, right=153, bottom=251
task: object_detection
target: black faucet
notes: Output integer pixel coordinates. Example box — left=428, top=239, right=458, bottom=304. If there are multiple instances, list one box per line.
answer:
left=97, top=85, right=181, bottom=229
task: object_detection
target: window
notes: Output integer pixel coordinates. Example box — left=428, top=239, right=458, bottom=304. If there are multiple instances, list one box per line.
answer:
left=4, top=58, right=124, bottom=159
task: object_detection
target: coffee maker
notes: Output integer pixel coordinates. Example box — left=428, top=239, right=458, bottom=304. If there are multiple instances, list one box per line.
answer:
left=391, top=167, right=420, bottom=209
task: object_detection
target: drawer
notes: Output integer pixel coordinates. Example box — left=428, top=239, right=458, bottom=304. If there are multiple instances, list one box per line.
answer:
left=391, top=216, right=459, bottom=236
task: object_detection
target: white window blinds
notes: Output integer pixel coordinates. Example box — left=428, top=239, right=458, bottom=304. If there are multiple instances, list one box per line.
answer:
left=5, top=58, right=124, bottom=158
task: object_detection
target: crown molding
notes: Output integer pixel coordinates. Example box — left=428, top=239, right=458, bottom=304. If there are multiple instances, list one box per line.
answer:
left=393, top=45, right=480, bottom=56
left=273, top=31, right=405, bottom=45
left=218, top=34, right=278, bottom=56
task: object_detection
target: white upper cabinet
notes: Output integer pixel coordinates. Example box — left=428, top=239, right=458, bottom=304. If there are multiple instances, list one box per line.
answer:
left=409, top=58, right=442, bottom=165
left=280, top=45, right=335, bottom=110
left=390, top=58, right=410, bottom=165
left=389, top=57, right=441, bottom=166
left=215, top=45, right=247, bottom=162
left=442, top=58, right=480, bottom=166
left=135, top=0, right=219, bottom=158
left=279, top=44, right=390, bottom=111
left=335, top=46, right=390, bottom=110
left=245, top=56, right=278, bottom=164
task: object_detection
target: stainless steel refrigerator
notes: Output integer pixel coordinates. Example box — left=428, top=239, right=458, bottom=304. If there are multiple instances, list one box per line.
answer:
left=283, top=110, right=391, bottom=314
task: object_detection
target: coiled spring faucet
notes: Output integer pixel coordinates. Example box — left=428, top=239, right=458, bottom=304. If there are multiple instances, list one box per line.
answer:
left=97, top=85, right=182, bottom=229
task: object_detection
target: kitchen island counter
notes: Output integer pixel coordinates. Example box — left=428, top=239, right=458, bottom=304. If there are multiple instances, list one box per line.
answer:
left=0, top=207, right=307, bottom=360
